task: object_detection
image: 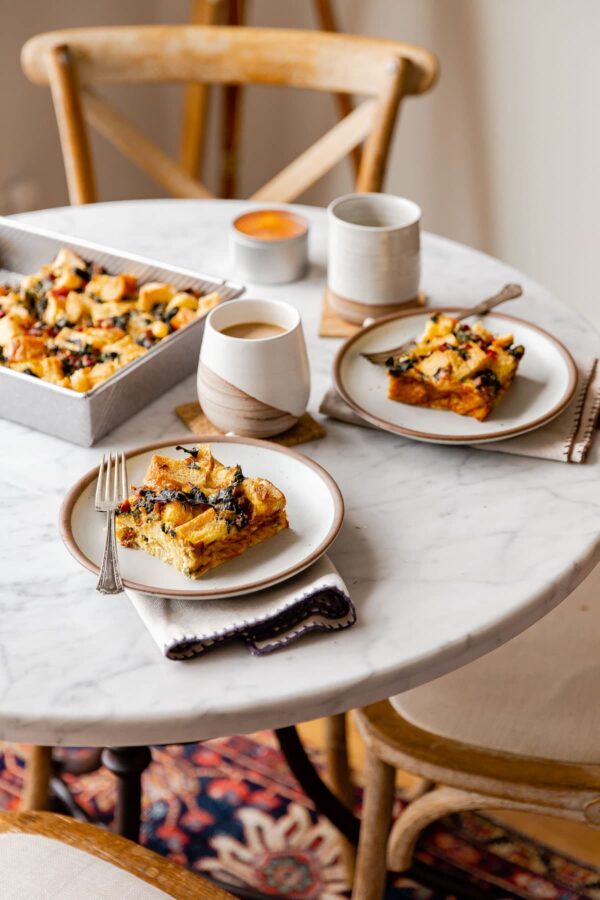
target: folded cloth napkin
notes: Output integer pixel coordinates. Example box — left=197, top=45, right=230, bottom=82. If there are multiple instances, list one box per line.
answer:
left=124, top=556, right=355, bottom=660
left=320, top=356, right=600, bottom=464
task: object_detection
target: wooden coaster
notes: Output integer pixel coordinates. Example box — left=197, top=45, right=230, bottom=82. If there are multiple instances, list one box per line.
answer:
left=319, top=288, right=428, bottom=338
left=176, top=402, right=326, bottom=447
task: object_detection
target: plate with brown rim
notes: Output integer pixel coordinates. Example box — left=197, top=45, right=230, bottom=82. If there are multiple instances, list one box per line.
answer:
left=333, top=308, right=578, bottom=445
left=60, top=436, right=344, bottom=598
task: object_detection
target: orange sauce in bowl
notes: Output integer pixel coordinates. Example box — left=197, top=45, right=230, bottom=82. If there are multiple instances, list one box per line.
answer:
left=233, top=210, right=308, bottom=242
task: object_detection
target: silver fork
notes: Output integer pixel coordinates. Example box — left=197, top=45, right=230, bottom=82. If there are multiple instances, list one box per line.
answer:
left=361, top=283, right=523, bottom=366
left=95, top=452, right=128, bottom=594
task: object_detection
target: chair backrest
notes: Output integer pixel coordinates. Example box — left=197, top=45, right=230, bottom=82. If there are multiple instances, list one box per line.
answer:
left=21, top=26, right=438, bottom=205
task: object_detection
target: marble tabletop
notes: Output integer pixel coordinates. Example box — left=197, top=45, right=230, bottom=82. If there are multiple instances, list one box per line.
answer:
left=1, top=199, right=599, bottom=748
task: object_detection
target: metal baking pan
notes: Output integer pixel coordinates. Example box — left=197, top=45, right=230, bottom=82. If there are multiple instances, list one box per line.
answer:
left=0, top=216, right=244, bottom=446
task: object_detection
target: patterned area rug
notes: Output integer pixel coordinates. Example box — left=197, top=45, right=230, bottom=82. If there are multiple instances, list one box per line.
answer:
left=1, top=735, right=600, bottom=899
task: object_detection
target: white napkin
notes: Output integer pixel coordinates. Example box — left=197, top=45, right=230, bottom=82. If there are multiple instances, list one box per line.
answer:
left=320, top=356, right=600, bottom=464
left=124, top=556, right=355, bottom=660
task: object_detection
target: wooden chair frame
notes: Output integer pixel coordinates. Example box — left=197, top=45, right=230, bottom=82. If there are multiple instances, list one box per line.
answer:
left=180, top=0, right=362, bottom=197
left=21, top=25, right=438, bottom=205
left=0, top=811, right=234, bottom=898
left=351, top=700, right=600, bottom=900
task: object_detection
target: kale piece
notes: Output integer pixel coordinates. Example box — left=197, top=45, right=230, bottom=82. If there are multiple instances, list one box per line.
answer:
left=475, top=368, right=501, bottom=391
left=454, top=325, right=476, bottom=344
left=110, top=314, right=130, bottom=330
left=134, top=465, right=248, bottom=532
left=176, top=445, right=199, bottom=457
left=74, top=265, right=92, bottom=282
left=388, top=357, right=414, bottom=377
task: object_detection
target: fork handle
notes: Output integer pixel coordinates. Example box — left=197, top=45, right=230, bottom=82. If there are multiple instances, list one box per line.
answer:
left=97, top=509, right=123, bottom=595
left=459, top=283, right=523, bottom=321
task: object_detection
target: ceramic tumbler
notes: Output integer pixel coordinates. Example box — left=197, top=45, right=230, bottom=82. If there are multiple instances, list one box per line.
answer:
left=327, top=192, right=421, bottom=324
left=198, top=298, right=311, bottom=438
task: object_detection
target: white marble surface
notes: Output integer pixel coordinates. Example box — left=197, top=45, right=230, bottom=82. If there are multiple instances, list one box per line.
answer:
left=1, top=199, right=599, bottom=748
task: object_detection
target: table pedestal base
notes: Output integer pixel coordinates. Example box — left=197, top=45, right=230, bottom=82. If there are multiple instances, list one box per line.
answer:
left=275, top=725, right=360, bottom=843
left=44, top=730, right=483, bottom=897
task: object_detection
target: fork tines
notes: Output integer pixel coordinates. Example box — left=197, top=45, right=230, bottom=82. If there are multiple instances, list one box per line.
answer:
left=95, top=451, right=128, bottom=511
left=361, top=340, right=416, bottom=366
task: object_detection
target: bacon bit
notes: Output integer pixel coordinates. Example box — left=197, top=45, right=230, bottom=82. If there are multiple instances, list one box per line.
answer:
left=119, top=499, right=131, bottom=513
left=0, top=310, right=5, bottom=319
left=49, top=286, right=70, bottom=298
left=486, top=349, right=498, bottom=360
left=122, top=275, right=138, bottom=294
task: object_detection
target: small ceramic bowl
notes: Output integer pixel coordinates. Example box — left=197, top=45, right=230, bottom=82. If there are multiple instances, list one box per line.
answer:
left=230, top=209, right=309, bottom=284
left=198, top=298, right=311, bottom=437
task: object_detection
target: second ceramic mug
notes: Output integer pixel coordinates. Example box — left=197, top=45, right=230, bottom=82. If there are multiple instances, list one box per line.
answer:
left=198, top=298, right=311, bottom=438
left=327, top=192, right=422, bottom=324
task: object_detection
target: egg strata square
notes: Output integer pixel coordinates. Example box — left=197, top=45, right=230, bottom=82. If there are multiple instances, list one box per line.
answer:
left=387, top=313, right=525, bottom=421
left=0, top=247, right=221, bottom=392
left=115, top=445, right=289, bottom=579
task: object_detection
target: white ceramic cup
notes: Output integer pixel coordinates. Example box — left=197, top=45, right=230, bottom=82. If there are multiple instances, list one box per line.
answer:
left=327, top=192, right=421, bottom=323
left=198, top=298, right=311, bottom=438
left=230, top=210, right=309, bottom=284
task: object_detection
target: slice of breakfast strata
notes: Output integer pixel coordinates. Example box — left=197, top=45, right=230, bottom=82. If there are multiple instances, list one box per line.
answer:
left=116, top=445, right=288, bottom=579
left=387, top=313, right=525, bottom=421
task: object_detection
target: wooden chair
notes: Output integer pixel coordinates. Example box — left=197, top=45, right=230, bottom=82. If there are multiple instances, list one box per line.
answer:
left=180, top=0, right=362, bottom=196
left=350, top=573, right=600, bottom=899
left=0, top=810, right=234, bottom=898
left=21, top=25, right=438, bottom=206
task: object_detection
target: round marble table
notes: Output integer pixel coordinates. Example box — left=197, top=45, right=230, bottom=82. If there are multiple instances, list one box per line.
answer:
left=2, top=199, right=600, bottom=752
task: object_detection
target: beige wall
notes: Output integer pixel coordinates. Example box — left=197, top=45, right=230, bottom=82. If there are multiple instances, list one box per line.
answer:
left=2, top=1, right=598, bottom=325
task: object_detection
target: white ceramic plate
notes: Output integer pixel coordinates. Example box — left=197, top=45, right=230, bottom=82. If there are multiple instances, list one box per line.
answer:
left=334, top=309, right=578, bottom=444
left=61, top=437, right=344, bottom=598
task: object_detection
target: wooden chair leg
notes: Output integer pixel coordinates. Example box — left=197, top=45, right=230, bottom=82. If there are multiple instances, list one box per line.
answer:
left=180, top=0, right=222, bottom=178
left=45, top=45, right=97, bottom=204
left=21, top=746, right=53, bottom=811
left=325, top=713, right=356, bottom=881
left=220, top=0, right=245, bottom=199
left=352, top=750, right=395, bottom=900
left=312, top=0, right=361, bottom=174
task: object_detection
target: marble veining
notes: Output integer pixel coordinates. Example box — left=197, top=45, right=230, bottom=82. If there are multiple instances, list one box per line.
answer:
left=0, top=199, right=598, bottom=747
